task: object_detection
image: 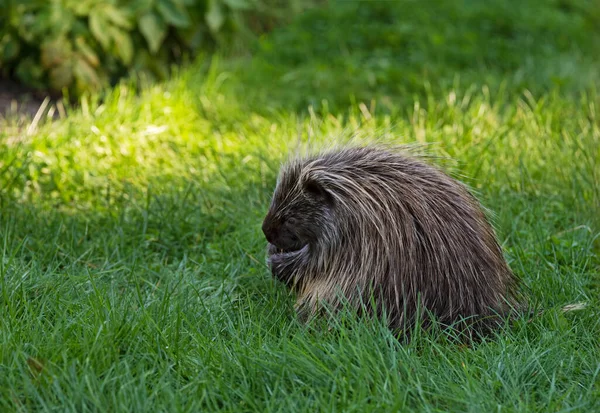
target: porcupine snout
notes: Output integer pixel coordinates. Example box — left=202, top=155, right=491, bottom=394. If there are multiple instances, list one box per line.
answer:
left=262, top=216, right=303, bottom=252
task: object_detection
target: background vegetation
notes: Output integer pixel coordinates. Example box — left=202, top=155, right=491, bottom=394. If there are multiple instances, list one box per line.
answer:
left=0, top=0, right=313, bottom=95
left=0, top=0, right=599, bottom=411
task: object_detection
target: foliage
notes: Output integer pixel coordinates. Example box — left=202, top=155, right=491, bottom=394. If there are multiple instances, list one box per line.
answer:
left=0, top=0, right=257, bottom=95
left=0, top=0, right=599, bottom=411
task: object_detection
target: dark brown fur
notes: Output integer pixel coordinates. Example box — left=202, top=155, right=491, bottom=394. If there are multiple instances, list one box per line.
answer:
left=262, top=145, right=520, bottom=336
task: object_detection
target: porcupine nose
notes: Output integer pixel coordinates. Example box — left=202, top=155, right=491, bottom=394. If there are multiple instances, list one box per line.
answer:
left=262, top=219, right=276, bottom=244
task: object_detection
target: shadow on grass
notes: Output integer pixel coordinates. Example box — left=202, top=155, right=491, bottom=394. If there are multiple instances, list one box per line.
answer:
left=217, top=0, right=600, bottom=114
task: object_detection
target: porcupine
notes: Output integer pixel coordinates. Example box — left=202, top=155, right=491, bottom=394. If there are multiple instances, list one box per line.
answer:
left=261, top=145, right=521, bottom=337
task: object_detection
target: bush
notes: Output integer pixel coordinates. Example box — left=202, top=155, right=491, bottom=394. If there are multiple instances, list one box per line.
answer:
left=0, top=0, right=262, bottom=95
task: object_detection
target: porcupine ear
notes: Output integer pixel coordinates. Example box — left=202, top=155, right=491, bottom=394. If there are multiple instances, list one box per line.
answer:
left=303, top=179, right=334, bottom=206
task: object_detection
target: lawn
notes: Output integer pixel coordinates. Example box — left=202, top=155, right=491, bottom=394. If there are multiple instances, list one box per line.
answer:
left=0, top=0, right=599, bottom=411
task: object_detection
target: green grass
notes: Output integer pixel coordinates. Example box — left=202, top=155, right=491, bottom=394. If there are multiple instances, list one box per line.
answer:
left=1, top=0, right=599, bottom=411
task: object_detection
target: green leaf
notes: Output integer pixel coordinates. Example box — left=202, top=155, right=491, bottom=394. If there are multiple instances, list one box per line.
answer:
left=103, top=4, right=132, bottom=29
left=89, top=12, right=110, bottom=49
left=1, top=35, right=20, bottom=62
left=41, top=38, right=72, bottom=69
left=75, top=36, right=99, bottom=67
left=205, top=0, right=224, bottom=33
left=156, top=0, right=190, bottom=27
left=70, top=1, right=94, bottom=17
left=109, top=27, right=134, bottom=64
left=139, top=12, right=167, bottom=53
left=67, top=0, right=100, bottom=16
left=49, top=60, right=74, bottom=90
left=73, top=56, right=101, bottom=91
left=129, top=0, right=155, bottom=15
left=48, top=4, right=76, bottom=36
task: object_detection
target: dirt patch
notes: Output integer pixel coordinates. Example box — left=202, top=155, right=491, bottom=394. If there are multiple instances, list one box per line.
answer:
left=0, top=78, right=56, bottom=119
